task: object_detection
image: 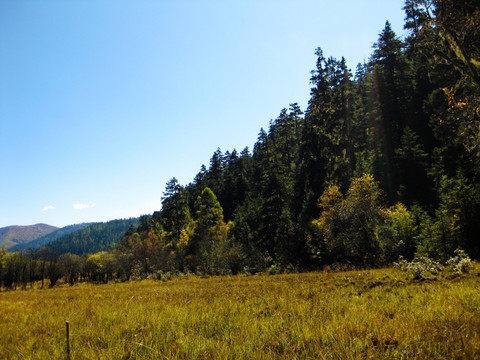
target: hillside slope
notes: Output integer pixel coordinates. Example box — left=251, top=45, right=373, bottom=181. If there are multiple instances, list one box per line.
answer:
left=9, top=223, right=93, bottom=252
left=0, top=224, right=58, bottom=249
left=45, top=218, right=140, bottom=255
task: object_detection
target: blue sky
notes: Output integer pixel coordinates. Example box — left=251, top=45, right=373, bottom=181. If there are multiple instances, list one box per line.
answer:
left=0, top=0, right=406, bottom=228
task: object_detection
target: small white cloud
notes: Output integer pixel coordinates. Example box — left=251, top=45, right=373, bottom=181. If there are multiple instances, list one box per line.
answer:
left=42, top=205, right=55, bottom=211
left=73, top=203, right=95, bottom=210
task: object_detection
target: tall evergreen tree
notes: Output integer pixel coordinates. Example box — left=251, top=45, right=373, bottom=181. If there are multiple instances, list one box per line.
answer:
left=161, top=178, right=192, bottom=246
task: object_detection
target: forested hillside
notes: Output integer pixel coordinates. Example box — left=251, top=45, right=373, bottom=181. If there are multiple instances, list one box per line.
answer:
left=123, top=0, right=479, bottom=274
left=9, top=223, right=94, bottom=252
left=44, top=218, right=140, bottom=255
left=1, top=0, right=479, bottom=287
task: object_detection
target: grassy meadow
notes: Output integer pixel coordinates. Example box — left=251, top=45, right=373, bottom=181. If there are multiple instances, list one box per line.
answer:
left=1, top=266, right=480, bottom=359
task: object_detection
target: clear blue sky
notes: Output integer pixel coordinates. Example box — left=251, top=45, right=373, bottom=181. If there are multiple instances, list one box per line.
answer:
left=0, top=0, right=406, bottom=228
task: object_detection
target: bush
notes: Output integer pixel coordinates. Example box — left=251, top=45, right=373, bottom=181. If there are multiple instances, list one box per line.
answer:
left=446, top=248, right=474, bottom=274
left=394, top=255, right=443, bottom=280
left=380, top=203, right=416, bottom=262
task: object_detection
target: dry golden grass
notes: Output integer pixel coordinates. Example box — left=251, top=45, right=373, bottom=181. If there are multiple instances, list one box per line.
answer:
left=1, top=266, right=480, bottom=359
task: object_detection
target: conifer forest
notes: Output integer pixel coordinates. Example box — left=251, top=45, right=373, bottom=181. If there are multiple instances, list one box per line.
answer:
left=1, top=0, right=480, bottom=286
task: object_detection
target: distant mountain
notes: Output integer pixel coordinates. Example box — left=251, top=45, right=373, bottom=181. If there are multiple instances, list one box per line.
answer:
left=44, top=218, right=140, bottom=255
left=9, top=223, right=94, bottom=252
left=0, top=224, right=58, bottom=249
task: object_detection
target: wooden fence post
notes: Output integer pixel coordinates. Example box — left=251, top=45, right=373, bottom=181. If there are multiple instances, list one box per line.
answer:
left=66, top=321, right=70, bottom=359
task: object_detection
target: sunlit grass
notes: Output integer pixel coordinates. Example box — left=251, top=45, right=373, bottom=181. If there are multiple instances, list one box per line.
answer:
left=1, top=266, right=479, bottom=359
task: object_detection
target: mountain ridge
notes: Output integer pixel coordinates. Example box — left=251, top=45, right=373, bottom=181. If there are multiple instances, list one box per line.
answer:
left=43, top=218, right=140, bottom=255
left=9, top=223, right=94, bottom=252
left=0, top=224, right=58, bottom=249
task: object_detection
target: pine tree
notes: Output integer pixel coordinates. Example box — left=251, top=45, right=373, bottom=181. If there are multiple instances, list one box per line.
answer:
left=161, top=178, right=192, bottom=246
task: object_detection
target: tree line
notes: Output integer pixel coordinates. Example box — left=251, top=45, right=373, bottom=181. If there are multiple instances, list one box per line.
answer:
left=1, top=0, right=479, bottom=288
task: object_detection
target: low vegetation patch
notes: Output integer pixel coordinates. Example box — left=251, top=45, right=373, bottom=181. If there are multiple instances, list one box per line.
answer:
left=1, top=265, right=479, bottom=359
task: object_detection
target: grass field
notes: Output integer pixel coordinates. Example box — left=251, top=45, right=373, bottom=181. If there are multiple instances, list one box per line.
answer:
left=1, top=266, right=479, bottom=359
